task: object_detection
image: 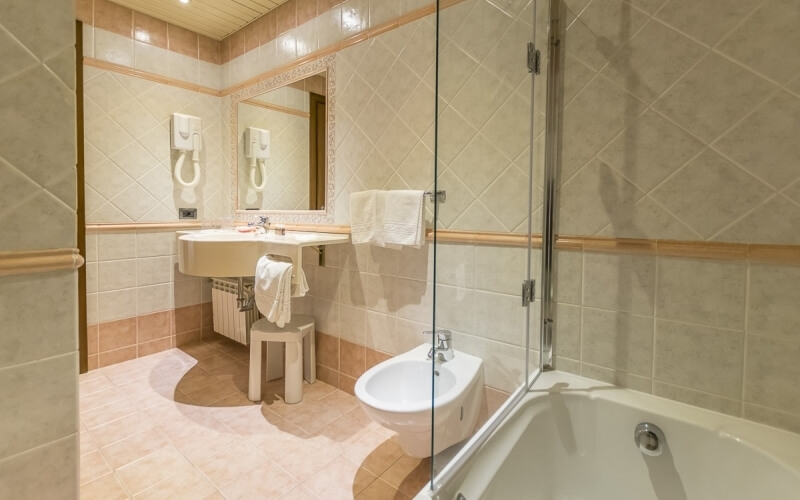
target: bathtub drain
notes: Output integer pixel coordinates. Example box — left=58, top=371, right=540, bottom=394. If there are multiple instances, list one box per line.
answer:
left=634, top=422, right=665, bottom=456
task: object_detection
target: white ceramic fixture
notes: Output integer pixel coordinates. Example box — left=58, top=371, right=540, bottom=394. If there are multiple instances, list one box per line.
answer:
left=426, top=370, right=800, bottom=500
left=177, top=229, right=349, bottom=278
left=355, top=344, right=484, bottom=458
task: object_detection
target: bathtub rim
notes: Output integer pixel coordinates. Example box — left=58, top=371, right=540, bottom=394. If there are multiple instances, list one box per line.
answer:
left=423, top=370, right=800, bottom=498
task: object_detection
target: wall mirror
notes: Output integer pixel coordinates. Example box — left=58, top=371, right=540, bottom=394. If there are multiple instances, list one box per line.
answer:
left=230, top=55, right=335, bottom=224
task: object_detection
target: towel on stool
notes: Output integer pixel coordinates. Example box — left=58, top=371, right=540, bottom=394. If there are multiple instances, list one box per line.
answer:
left=291, top=264, right=309, bottom=298
left=382, top=190, right=425, bottom=248
left=254, top=255, right=293, bottom=327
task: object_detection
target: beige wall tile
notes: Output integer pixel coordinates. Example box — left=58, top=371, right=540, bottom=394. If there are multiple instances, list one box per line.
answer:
left=474, top=291, right=526, bottom=346
left=136, top=256, right=171, bottom=286
left=650, top=150, right=772, bottom=239
left=565, top=0, right=648, bottom=71
left=98, top=259, right=136, bottom=291
left=715, top=92, right=800, bottom=189
left=596, top=110, right=704, bottom=193
left=472, top=337, right=525, bottom=392
left=475, top=245, right=527, bottom=295
left=747, top=263, right=800, bottom=339
left=654, top=319, right=744, bottom=398
left=0, top=273, right=78, bottom=369
left=136, top=283, right=173, bottom=315
left=743, top=404, right=800, bottom=435
left=656, top=257, right=746, bottom=330
left=555, top=303, right=581, bottom=360
left=98, top=288, right=137, bottom=322
left=653, top=54, right=775, bottom=143
left=0, top=435, right=79, bottom=500
left=555, top=250, right=582, bottom=305
left=714, top=196, right=800, bottom=245
left=583, top=252, right=655, bottom=316
left=717, top=0, right=800, bottom=84
left=653, top=381, right=741, bottom=416
left=582, top=308, right=654, bottom=376
left=579, top=363, right=652, bottom=393
left=602, top=20, right=707, bottom=103
left=744, top=335, right=800, bottom=415
left=0, top=353, right=77, bottom=460
left=339, top=304, right=366, bottom=344
left=655, top=0, right=754, bottom=47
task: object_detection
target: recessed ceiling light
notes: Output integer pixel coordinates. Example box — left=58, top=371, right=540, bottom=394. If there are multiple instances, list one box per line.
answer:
left=179, top=0, right=190, bottom=4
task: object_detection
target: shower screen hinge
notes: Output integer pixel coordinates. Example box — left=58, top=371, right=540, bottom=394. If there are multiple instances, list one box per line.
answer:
left=522, top=279, right=536, bottom=306
left=527, top=42, right=541, bottom=75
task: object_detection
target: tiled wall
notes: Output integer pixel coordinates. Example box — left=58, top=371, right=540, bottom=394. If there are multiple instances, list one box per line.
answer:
left=332, top=1, right=540, bottom=233
left=220, top=0, right=435, bottom=89
left=85, top=230, right=212, bottom=368
left=559, top=0, right=800, bottom=244
left=0, top=0, right=80, bottom=497
left=301, top=241, right=531, bottom=394
left=238, top=90, right=311, bottom=210
left=553, top=249, right=800, bottom=434
left=83, top=66, right=228, bottom=223
left=77, top=0, right=221, bottom=89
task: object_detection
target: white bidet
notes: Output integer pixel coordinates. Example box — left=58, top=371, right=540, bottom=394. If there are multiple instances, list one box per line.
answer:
left=354, top=344, right=484, bottom=458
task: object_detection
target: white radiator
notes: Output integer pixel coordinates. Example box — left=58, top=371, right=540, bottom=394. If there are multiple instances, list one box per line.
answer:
left=211, top=278, right=259, bottom=345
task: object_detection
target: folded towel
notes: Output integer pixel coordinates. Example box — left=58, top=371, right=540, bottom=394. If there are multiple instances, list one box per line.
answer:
left=382, top=190, right=425, bottom=248
left=350, top=189, right=380, bottom=245
left=254, top=255, right=293, bottom=327
left=291, top=265, right=309, bottom=298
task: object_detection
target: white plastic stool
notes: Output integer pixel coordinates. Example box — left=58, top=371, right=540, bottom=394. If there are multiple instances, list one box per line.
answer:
left=248, top=315, right=316, bottom=404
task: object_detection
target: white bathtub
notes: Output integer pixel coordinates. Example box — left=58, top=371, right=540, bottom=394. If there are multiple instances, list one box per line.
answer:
left=423, top=371, right=800, bottom=500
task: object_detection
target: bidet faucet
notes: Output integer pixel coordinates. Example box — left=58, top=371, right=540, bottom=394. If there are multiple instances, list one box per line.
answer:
left=248, top=215, right=270, bottom=233
left=424, top=330, right=454, bottom=362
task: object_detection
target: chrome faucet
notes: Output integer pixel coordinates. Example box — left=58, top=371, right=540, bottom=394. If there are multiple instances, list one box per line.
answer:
left=424, top=330, right=454, bottom=362
left=248, top=215, right=270, bottom=233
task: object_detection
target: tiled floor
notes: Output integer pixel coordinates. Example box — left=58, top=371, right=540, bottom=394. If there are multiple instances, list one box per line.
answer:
left=79, top=336, right=430, bottom=499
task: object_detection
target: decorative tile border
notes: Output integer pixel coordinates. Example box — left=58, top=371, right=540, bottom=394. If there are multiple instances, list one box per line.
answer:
left=0, top=248, right=85, bottom=276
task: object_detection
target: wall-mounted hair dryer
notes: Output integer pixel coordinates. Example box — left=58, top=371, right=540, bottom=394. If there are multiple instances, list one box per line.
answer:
left=245, top=127, right=270, bottom=191
left=171, top=113, right=202, bottom=188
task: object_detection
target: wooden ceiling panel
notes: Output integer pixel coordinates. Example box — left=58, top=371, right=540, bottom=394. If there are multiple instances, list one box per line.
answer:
left=110, top=0, right=289, bottom=40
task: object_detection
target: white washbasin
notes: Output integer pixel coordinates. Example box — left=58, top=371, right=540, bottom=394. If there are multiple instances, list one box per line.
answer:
left=177, top=229, right=349, bottom=277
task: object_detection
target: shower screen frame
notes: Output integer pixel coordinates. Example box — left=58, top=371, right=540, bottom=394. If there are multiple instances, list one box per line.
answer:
left=428, top=0, right=565, bottom=493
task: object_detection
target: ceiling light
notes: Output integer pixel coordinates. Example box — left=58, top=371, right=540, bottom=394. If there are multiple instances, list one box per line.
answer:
left=179, top=0, right=190, bottom=4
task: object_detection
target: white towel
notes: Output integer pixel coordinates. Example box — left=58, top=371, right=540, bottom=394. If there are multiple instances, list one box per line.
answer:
left=254, top=255, right=293, bottom=327
left=381, top=190, right=426, bottom=248
left=291, top=265, right=309, bottom=298
left=350, top=190, right=380, bottom=245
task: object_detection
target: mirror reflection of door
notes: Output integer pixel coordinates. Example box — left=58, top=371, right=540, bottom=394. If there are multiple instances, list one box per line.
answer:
left=309, top=92, right=326, bottom=210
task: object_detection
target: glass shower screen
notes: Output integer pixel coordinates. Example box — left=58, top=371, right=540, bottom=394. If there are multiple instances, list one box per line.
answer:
left=430, top=0, right=544, bottom=482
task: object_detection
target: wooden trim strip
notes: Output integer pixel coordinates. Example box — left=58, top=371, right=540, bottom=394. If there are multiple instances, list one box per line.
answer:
left=656, top=239, right=748, bottom=261
left=241, top=99, right=309, bottom=117
left=83, top=58, right=221, bottom=96
left=86, top=222, right=203, bottom=233
left=0, top=249, right=85, bottom=277
left=82, top=222, right=800, bottom=265
left=748, top=244, right=800, bottom=266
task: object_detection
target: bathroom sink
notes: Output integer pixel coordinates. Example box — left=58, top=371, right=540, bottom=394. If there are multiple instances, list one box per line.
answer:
left=177, top=229, right=349, bottom=278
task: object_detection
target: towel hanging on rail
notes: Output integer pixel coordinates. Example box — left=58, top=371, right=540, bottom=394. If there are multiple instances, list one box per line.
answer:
left=349, top=190, right=426, bottom=248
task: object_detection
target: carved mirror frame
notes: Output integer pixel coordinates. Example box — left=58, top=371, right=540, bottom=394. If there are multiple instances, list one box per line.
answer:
left=229, top=54, right=335, bottom=224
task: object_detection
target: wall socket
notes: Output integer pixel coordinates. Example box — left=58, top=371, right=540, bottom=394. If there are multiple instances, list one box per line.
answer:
left=179, top=208, right=197, bottom=219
